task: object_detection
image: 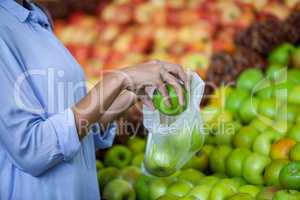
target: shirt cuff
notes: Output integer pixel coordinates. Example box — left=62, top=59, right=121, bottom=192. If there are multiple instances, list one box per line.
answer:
left=93, top=122, right=117, bottom=150
left=48, top=108, right=81, bottom=161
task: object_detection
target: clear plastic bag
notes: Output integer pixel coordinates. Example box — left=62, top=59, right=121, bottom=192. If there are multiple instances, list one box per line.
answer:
left=142, top=72, right=205, bottom=177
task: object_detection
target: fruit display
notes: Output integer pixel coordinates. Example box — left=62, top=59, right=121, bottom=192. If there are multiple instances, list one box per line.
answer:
left=53, top=0, right=299, bottom=81
left=96, top=42, right=300, bottom=199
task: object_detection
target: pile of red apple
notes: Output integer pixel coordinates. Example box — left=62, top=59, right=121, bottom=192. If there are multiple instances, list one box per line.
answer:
left=54, top=0, right=296, bottom=81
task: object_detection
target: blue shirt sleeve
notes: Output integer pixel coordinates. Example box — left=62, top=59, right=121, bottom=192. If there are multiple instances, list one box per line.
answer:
left=93, top=122, right=117, bottom=150
left=0, top=37, right=81, bottom=177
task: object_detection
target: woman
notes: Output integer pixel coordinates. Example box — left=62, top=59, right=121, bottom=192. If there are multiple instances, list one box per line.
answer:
left=0, top=0, right=188, bottom=199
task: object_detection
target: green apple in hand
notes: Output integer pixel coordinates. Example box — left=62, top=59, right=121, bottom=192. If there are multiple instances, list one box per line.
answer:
left=209, top=145, right=232, bottom=174
left=263, top=159, right=290, bottom=187
left=209, top=178, right=241, bottom=200
left=273, top=190, right=300, bottom=200
left=239, top=185, right=261, bottom=198
left=103, top=179, right=136, bottom=200
left=233, top=126, right=259, bottom=149
left=279, top=161, right=300, bottom=190
left=178, top=169, right=204, bottom=186
left=236, top=68, right=264, bottom=92
left=226, top=148, right=251, bottom=177
left=153, top=84, right=188, bottom=116
left=252, top=130, right=280, bottom=156
left=242, top=153, right=271, bottom=185
left=290, top=143, right=300, bottom=161
left=104, top=145, right=132, bottom=168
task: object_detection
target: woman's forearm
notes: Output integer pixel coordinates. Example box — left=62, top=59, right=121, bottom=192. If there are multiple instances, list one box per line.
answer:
left=98, top=90, right=137, bottom=128
left=72, top=72, right=127, bottom=140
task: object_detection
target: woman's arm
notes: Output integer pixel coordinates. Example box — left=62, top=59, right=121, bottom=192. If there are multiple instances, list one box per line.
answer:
left=73, top=60, right=188, bottom=140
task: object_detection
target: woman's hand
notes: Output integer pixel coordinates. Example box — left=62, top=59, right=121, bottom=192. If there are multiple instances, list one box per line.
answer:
left=122, top=60, right=188, bottom=109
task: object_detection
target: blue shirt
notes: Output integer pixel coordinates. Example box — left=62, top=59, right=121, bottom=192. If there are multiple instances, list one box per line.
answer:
left=0, top=1, right=116, bottom=199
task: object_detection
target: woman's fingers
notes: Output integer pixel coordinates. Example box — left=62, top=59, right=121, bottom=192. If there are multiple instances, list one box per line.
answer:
left=160, top=69, right=185, bottom=105
left=162, top=62, right=188, bottom=88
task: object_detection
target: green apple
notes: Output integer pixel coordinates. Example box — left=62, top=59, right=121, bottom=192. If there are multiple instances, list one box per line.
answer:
left=149, top=179, right=168, bottom=200
left=212, top=173, right=227, bottom=179
left=188, top=184, right=213, bottom=200
left=258, top=99, right=277, bottom=119
left=202, top=144, right=214, bottom=156
left=213, top=122, right=240, bottom=146
left=287, top=69, right=300, bottom=84
left=238, top=185, right=261, bottom=197
left=177, top=168, right=204, bottom=186
left=227, top=193, right=255, bottom=200
left=226, top=148, right=252, bottom=177
left=250, top=117, right=271, bottom=132
left=272, top=81, right=294, bottom=103
left=96, top=160, right=104, bottom=171
left=270, top=120, right=291, bottom=137
left=273, top=190, right=300, bottom=200
left=98, top=167, right=119, bottom=189
left=208, top=178, right=241, bottom=200
left=183, top=150, right=209, bottom=172
left=236, top=68, right=264, bottom=92
left=263, top=159, right=290, bottom=187
left=131, top=153, right=144, bottom=167
left=276, top=104, right=299, bottom=123
left=166, top=180, right=193, bottom=198
left=290, top=143, right=300, bottom=161
left=103, top=179, right=136, bottom=200
left=242, top=153, right=271, bottom=185
left=297, top=114, right=300, bottom=124
left=156, top=194, right=177, bottom=200
left=119, top=166, right=141, bottom=186
left=252, top=130, right=281, bottom=156
left=225, top=88, right=249, bottom=113
left=104, top=145, right=132, bottom=168
left=178, top=196, right=198, bottom=200
left=233, top=126, right=259, bottom=149
left=239, top=97, right=259, bottom=124
left=135, top=175, right=153, bottom=200
left=288, top=86, right=300, bottom=104
left=201, top=105, right=220, bottom=124
left=266, top=64, right=284, bottom=81
left=153, top=84, right=188, bottom=116
left=268, top=43, right=295, bottom=66
left=279, top=161, right=300, bottom=190
left=291, top=46, right=300, bottom=68
left=197, top=176, right=219, bottom=187
left=256, top=85, right=274, bottom=100
left=256, top=186, right=278, bottom=200
left=143, top=143, right=177, bottom=177
left=288, top=124, right=300, bottom=142
left=127, top=137, right=146, bottom=155
left=209, top=145, right=232, bottom=174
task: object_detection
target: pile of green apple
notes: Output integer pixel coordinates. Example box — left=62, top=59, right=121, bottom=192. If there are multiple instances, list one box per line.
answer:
left=97, top=43, right=300, bottom=200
